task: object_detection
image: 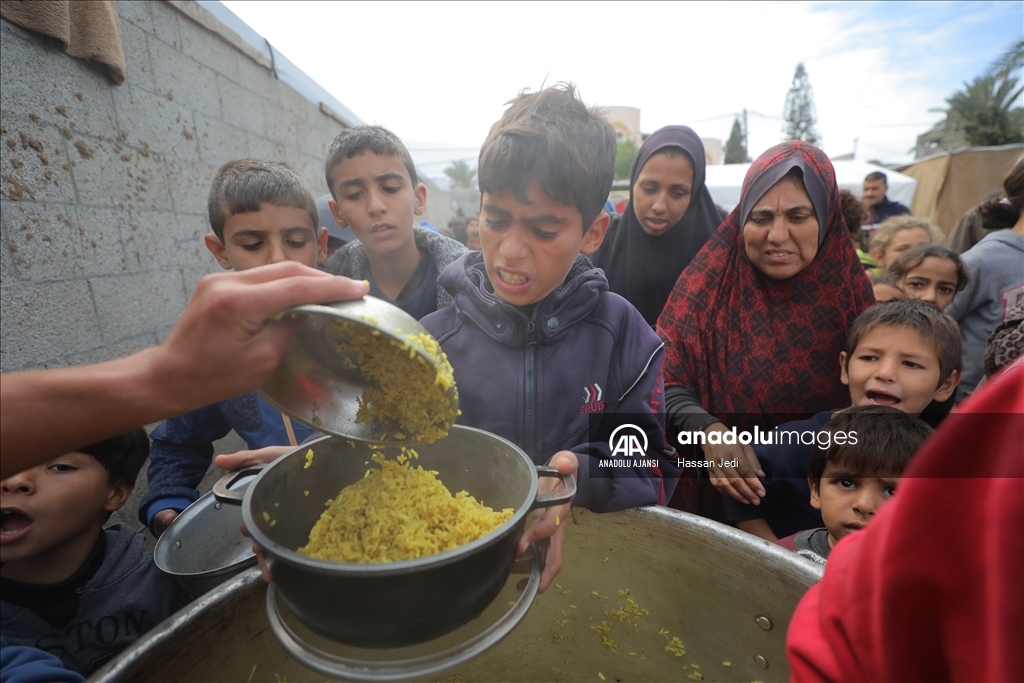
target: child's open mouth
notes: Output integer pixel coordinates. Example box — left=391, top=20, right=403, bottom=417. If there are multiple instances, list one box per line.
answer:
left=0, top=509, right=32, bottom=542
left=865, top=390, right=901, bottom=406
left=369, top=223, right=395, bottom=236
left=495, top=268, right=529, bottom=290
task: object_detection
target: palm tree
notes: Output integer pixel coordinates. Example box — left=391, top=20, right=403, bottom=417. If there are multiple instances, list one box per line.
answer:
left=443, top=160, right=477, bottom=189
left=945, top=74, right=1024, bottom=147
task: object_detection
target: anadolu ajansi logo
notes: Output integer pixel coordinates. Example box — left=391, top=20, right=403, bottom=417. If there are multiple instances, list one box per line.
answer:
left=608, top=424, right=648, bottom=458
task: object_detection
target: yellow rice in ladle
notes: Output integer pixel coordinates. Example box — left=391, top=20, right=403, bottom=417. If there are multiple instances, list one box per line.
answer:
left=298, top=450, right=513, bottom=563
left=330, top=319, right=458, bottom=443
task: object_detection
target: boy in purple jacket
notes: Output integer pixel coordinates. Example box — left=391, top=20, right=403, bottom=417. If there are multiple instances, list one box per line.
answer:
left=421, top=84, right=678, bottom=590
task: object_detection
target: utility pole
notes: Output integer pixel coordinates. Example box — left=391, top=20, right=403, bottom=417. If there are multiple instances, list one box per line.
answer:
left=852, top=136, right=859, bottom=159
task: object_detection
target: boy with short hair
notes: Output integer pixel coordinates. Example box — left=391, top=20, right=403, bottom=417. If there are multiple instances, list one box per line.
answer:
left=421, top=84, right=677, bottom=585
left=323, top=126, right=466, bottom=320
left=1, top=430, right=188, bottom=676
left=139, top=160, right=325, bottom=536
left=727, top=299, right=961, bottom=541
left=778, top=405, right=933, bottom=563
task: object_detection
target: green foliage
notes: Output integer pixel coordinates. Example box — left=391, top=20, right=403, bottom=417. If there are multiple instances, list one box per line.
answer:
left=987, top=38, right=1024, bottom=80
left=615, top=138, right=639, bottom=181
left=945, top=74, right=1024, bottom=147
left=443, top=159, right=477, bottom=189
left=782, top=63, right=821, bottom=145
left=724, top=117, right=748, bottom=163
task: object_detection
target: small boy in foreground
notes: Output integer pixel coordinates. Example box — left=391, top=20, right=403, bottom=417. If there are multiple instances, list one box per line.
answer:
left=139, top=160, right=324, bottom=536
left=421, top=84, right=678, bottom=590
left=324, top=126, right=466, bottom=320
left=778, top=405, right=933, bottom=563
left=727, top=299, right=961, bottom=541
left=1, top=430, right=188, bottom=676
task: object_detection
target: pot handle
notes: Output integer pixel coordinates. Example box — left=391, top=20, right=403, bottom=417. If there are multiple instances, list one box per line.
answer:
left=531, top=466, right=576, bottom=509
left=213, top=466, right=265, bottom=505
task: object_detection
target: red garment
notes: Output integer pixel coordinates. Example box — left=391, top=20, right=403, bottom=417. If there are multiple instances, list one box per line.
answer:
left=657, top=141, right=875, bottom=432
left=787, top=359, right=1024, bottom=682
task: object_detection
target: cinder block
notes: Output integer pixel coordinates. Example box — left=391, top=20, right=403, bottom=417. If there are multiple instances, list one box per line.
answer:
left=126, top=209, right=209, bottom=270
left=262, top=99, right=300, bottom=150
left=0, top=31, right=119, bottom=139
left=0, top=279, right=103, bottom=371
left=299, top=111, right=337, bottom=162
left=194, top=113, right=248, bottom=167
left=70, top=136, right=173, bottom=211
left=64, top=332, right=160, bottom=368
left=91, top=269, right=188, bottom=342
left=1, top=201, right=88, bottom=281
left=0, top=216, right=16, bottom=284
left=75, top=205, right=132, bottom=275
left=116, top=0, right=154, bottom=31
left=149, top=39, right=221, bottom=118
left=246, top=134, right=287, bottom=163
left=180, top=263, right=223, bottom=301
left=112, top=86, right=200, bottom=162
left=234, top=51, right=274, bottom=93
left=118, top=21, right=156, bottom=93
left=0, top=115, right=77, bottom=204
left=145, top=1, right=184, bottom=49
left=218, top=76, right=265, bottom=134
left=179, top=20, right=240, bottom=83
left=165, top=158, right=217, bottom=215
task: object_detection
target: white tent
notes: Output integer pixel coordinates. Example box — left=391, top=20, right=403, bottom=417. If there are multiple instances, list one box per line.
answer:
left=704, top=160, right=917, bottom=214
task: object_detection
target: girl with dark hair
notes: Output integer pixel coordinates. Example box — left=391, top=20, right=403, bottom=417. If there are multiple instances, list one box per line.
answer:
left=591, top=126, right=721, bottom=327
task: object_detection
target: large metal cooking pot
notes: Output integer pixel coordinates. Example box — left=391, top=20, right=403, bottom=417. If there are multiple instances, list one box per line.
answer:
left=92, top=507, right=822, bottom=683
left=214, top=427, right=574, bottom=648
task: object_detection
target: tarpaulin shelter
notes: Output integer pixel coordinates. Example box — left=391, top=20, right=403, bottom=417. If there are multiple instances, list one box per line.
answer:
left=897, top=144, right=1024, bottom=238
left=703, top=160, right=917, bottom=215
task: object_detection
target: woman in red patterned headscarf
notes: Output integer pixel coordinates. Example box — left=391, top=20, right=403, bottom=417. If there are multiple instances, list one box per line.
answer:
left=656, top=141, right=874, bottom=517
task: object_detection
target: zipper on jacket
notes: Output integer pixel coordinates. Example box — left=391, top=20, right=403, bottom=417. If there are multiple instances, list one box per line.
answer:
left=524, top=318, right=538, bottom=459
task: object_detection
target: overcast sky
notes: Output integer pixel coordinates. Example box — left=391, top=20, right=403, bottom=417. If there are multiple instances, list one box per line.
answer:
left=221, top=1, right=1022, bottom=180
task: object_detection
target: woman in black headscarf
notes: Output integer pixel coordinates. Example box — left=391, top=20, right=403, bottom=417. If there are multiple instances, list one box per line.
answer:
left=592, top=126, right=722, bottom=326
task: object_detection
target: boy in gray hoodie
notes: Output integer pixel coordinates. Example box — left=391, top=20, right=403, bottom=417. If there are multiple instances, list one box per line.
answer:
left=1, top=430, right=188, bottom=676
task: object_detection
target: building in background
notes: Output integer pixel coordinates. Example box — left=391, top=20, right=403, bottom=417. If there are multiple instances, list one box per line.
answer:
left=604, top=106, right=643, bottom=147
left=0, top=0, right=455, bottom=372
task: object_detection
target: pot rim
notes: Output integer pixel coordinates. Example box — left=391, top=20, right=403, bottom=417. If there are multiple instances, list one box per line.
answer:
left=242, top=426, right=539, bottom=577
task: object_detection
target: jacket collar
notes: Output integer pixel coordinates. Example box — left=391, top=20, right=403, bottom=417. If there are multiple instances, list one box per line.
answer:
left=438, top=252, right=607, bottom=345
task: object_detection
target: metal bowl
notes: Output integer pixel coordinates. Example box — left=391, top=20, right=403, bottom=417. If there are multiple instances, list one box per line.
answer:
left=93, top=507, right=823, bottom=683
left=153, top=474, right=257, bottom=599
left=259, top=297, right=459, bottom=445
left=214, top=427, right=574, bottom=648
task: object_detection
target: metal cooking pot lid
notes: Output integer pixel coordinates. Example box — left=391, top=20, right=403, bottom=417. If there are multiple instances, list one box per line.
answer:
left=265, top=546, right=542, bottom=681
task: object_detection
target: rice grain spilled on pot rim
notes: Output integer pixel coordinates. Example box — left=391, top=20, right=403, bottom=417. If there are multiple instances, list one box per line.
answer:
left=298, top=450, right=513, bottom=563
left=331, top=319, right=457, bottom=443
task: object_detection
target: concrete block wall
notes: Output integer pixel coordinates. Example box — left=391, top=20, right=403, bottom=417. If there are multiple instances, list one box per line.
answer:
left=1, top=1, right=453, bottom=372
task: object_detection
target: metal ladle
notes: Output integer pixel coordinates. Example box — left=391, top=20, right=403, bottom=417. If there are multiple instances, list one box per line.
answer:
left=259, top=296, right=459, bottom=445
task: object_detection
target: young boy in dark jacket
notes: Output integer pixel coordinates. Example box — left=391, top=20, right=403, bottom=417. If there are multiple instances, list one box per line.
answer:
left=421, top=84, right=678, bottom=589
left=1, top=430, right=189, bottom=676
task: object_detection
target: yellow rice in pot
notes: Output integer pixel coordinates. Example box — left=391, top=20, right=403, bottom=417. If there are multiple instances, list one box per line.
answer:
left=299, top=451, right=513, bottom=563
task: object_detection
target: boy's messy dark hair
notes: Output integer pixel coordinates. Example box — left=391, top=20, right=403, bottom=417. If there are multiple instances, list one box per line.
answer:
left=888, top=243, right=970, bottom=292
left=478, top=82, right=615, bottom=231
left=80, top=428, right=150, bottom=487
left=809, top=406, right=932, bottom=485
left=207, top=159, right=318, bottom=241
left=839, top=189, right=866, bottom=237
left=844, top=299, right=963, bottom=387
left=324, top=126, right=418, bottom=197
